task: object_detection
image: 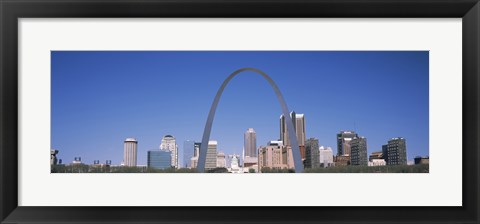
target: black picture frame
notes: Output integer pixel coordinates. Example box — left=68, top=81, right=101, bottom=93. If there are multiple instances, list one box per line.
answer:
left=1, top=0, right=479, bottom=223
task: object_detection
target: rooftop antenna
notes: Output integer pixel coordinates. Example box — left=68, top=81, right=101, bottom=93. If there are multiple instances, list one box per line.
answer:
left=354, top=121, right=357, bottom=132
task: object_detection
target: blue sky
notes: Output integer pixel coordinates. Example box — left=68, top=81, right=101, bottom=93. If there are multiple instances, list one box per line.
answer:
left=51, top=51, right=429, bottom=166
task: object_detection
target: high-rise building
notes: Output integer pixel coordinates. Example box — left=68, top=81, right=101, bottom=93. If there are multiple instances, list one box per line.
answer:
left=336, top=131, right=358, bottom=156
left=350, top=136, right=368, bottom=166
left=205, top=140, right=218, bottom=170
left=51, top=149, right=59, bottom=165
left=258, top=141, right=293, bottom=170
left=147, top=150, right=172, bottom=169
left=194, top=142, right=201, bottom=157
left=183, top=140, right=195, bottom=168
left=294, top=113, right=306, bottom=146
left=124, top=138, right=138, bottom=167
left=216, top=151, right=226, bottom=168
left=382, top=144, right=389, bottom=164
left=244, top=128, right=257, bottom=158
left=305, top=138, right=320, bottom=168
left=319, top=146, right=334, bottom=167
left=191, top=157, right=199, bottom=169
left=189, top=142, right=201, bottom=169
left=386, top=137, right=407, bottom=165
left=160, top=135, right=178, bottom=168
left=280, top=111, right=306, bottom=159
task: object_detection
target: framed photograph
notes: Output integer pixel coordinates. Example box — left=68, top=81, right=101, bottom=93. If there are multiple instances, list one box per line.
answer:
left=1, top=0, right=479, bottom=223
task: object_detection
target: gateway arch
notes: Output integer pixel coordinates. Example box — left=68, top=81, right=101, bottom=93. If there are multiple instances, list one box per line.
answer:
left=197, top=68, right=304, bottom=173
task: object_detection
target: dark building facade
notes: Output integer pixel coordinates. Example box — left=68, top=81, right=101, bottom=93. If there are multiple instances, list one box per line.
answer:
left=305, top=138, right=320, bottom=168
left=414, top=156, right=429, bottom=165
left=386, top=137, right=407, bottom=165
left=382, top=144, right=389, bottom=164
left=194, top=142, right=201, bottom=157
left=147, top=150, right=172, bottom=169
left=350, top=136, right=368, bottom=166
left=336, top=131, right=358, bottom=156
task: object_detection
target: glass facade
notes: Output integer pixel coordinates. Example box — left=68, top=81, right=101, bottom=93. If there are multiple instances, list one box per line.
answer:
left=147, top=150, right=172, bottom=169
left=183, top=140, right=195, bottom=168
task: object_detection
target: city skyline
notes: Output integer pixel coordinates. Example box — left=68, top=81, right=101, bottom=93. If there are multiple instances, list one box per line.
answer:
left=51, top=51, right=429, bottom=166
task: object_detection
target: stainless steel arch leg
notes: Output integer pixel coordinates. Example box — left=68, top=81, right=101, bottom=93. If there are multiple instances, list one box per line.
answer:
left=197, top=68, right=304, bottom=173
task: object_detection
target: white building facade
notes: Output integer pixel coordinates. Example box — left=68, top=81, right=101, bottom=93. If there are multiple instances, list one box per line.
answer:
left=368, top=159, right=387, bottom=166
left=319, top=146, right=334, bottom=167
left=216, top=151, right=226, bottom=168
left=124, top=138, right=138, bottom=167
left=160, top=135, right=178, bottom=168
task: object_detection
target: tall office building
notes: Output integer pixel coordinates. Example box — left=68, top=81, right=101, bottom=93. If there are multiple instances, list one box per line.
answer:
left=336, top=131, right=358, bottom=156
left=350, top=136, right=368, bottom=166
left=258, top=140, right=294, bottom=170
left=386, top=137, right=407, bottom=165
left=194, top=142, right=201, bottom=157
left=160, top=135, right=178, bottom=168
left=189, top=142, right=201, bottom=169
left=280, top=111, right=306, bottom=159
left=147, top=150, right=172, bottom=169
left=319, top=146, right=334, bottom=167
left=244, top=128, right=257, bottom=157
left=191, top=157, right=198, bottom=169
left=205, top=140, right=218, bottom=170
left=216, top=151, right=226, bottom=168
left=123, top=138, right=138, bottom=167
left=382, top=144, right=389, bottom=164
left=305, top=138, right=320, bottom=168
left=183, top=140, right=195, bottom=168
left=51, top=149, right=59, bottom=165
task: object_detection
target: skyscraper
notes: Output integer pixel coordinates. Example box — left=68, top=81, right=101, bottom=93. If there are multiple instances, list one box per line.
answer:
left=123, top=138, right=138, bottom=167
left=336, top=131, right=358, bottom=156
left=280, top=111, right=306, bottom=159
left=205, top=140, right=218, bottom=170
left=244, top=128, right=257, bottom=157
left=160, top=135, right=178, bottom=168
left=51, top=149, right=59, bottom=165
left=319, top=146, right=334, bottom=167
left=194, top=142, right=201, bottom=157
left=350, top=136, right=368, bottom=166
left=386, top=137, right=407, bottom=165
left=216, top=151, right=226, bottom=168
left=147, top=150, right=172, bottom=169
left=189, top=142, right=201, bottom=169
left=183, top=140, right=195, bottom=168
left=258, top=140, right=294, bottom=170
left=382, top=144, right=389, bottom=164
left=305, top=138, right=320, bottom=168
